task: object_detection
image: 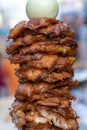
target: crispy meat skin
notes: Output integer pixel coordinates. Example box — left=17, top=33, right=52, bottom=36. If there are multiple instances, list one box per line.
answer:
left=23, top=35, right=78, bottom=48
left=9, top=54, right=76, bottom=68
left=7, top=18, right=75, bottom=40
left=6, top=36, right=78, bottom=54
left=20, top=60, right=74, bottom=75
left=16, top=68, right=73, bottom=83
left=19, top=44, right=77, bottom=56
left=27, top=18, right=58, bottom=30
left=35, top=96, right=71, bottom=108
left=11, top=100, right=77, bottom=119
left=9, top=53, right=43, bottom=64
left=7, top=42, right=78, bottom=56
left=16, top=80, right=78, bottom=95
left=20, top=64, right=74, bottom=74
left=23, top=123, right=57, bottom=130
left=25, top=111, right=78, bottom=130
left=6, top=38, right=23, bottom=54
left=19, top=77, right=77, bottom=84
left=15, top=94, right=71, bottom=108
left=37, top=23, right=75, bottom=37
left=15, top=83, right=76, bottom=102
left=10, top=102, right=78, bottom=130
left=15, top=80, right=78, bottom=100
left=8, top=21, right=28, bottom=39
left=8, top=17, right=79, bottom=130
left=25, top=94, right=71, bottom=108
left=27, top=18, right=75, bottom=38
left=23, top=126, right=63, bottom=130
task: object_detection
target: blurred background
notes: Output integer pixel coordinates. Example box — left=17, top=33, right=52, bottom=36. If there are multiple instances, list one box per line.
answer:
left=0, top=0, right=87, bottom=130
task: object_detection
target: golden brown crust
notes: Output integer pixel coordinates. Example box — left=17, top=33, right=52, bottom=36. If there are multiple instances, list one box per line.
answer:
left=19, top=44, right=77, bottom=56
left=6, top=36, right=77, bottom=54
left=10, top=101, right=78, bottom=130
left=8, top=18, right=79, bottom=130
left=7, top=18, right=75, bottom=40
left=16, top=68, right=73, bottom=83
left=8, top=21, right=28, bottom=39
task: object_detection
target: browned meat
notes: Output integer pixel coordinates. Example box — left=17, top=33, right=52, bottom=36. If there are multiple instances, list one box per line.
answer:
left=50, top=107, right=77, bottom=119
left=8, top=17, right=79, bottom=130
left=23, top=35, right=78, bottom=47
left=9, top=53, right=76, bottom=69
left=27, top=18, right=58, bottom=30
left=6, top=38, right=23, bottom=54
left=7, top=18, right=75, bottom=40
left=15, top=93, right=71, bottom=108
left=20, top=55, right=75, bottom=70
left=23, top=123, right=52, bottom=130
left=23, top=33, right=48, bottom=45
left=27, top=18, right=75, bottom=38
left=16, top=68, right=73, bottom=83
left=20, top=63, right=74, bottom=74
left=17, top=80, right=78, bottom=94
left=9, top=53, right=43, bottom=64
left=23, top=124, right=64, bottom=130
left=37, top=22, right=75, bottom=38
left=14, top=93, right=71, bottom=108
left=8, top=21, right=28, bottom=39
left=35, top=96, right=71, bottom=108
left=15, top=80, right=78, bottom=100
left=10, top=101, right=78, bottom=130
left=25, top=110, right=78, bottom=130
left=7, top=36, right=78, bottom=54
left=7, top=34, right=47, bottom=54
left=19, top=43, right=77, bottom=56
left=11, top=100, right=35, bottom=112
left=15, top=82, right=76, bottom=101
left=10, top=109, right=26, bottom=129
left=11, top=100, right=77, bottom=119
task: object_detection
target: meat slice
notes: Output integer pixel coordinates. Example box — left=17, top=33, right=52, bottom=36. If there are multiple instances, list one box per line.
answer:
left=37, top=22, right=75, bottom=38
left=28, top=18, right=75, bottom=38
left=6, top=38, right=23, bottom=54
left=23, top=34, right=48, bottom=45
left=16, top=68, right=73, bottom=83
left=11, top=101, right=77, bottom=119
left=24, top=123, right=64, bottom=130
left=19, top=43, right=77, bottom=56
left=8, top=21, right=28, bottom=39
left=10, top=101, right=78, bottom=130
left=7, top=35, right=78, bottom=55
left=25, top=110, right=78, bottom=130
left=27, top=17, right=58, bottom=30
left=7, top=18, right=75, bottom=40
left=35, top=96, right=71, bottom=108
left=20, top=55, right=75, bottom=70
left=9, top=53, right=76, bottom=69
left=9, top=53, right=43, bottom=64
left=15, top=82, right=75, bottom=101
left=7, top=34, right=48, bottom=54
left=15, top=80, right=78, bottom=101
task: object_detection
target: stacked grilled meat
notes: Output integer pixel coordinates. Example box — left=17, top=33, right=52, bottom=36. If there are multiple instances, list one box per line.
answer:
left=6, top=18, right=79, bottom=130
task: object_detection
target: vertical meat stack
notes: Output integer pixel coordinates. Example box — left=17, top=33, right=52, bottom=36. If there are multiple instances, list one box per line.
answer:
left=6, top=18, right=79, bottom=130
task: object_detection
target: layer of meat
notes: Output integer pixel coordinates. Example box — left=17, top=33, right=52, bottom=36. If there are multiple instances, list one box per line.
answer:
left=16, top=68, right=73, bottom=83
left=10, top=101, right=78, bottom=130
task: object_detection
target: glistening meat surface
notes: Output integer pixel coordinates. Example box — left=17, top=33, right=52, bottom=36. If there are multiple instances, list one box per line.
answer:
left=9, top=53, right=76, bottom=68
left=16, top=68, right=73, bottom=83
left=6, top=36, right=78, bottom=54
left=8, top=18, right=75, bottom=40
left=19, top=44, right=77, bottom=56
left=10, top=104, right=78, bottom=130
